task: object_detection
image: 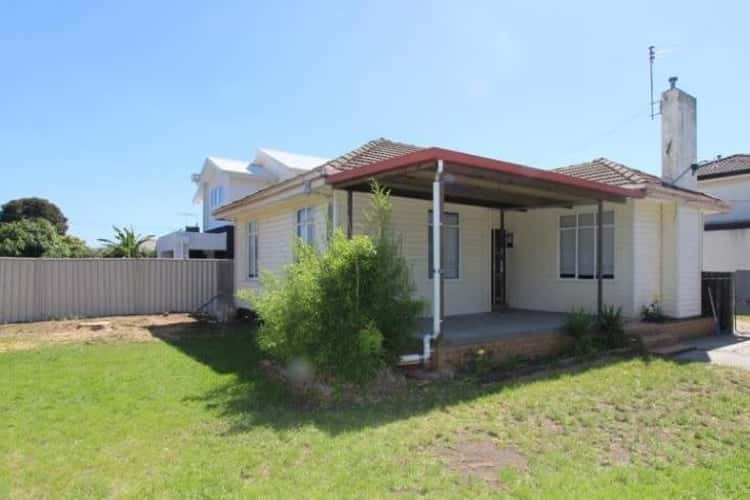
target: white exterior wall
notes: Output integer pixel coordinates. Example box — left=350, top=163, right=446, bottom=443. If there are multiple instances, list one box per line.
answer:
left=698, top=173, right=750, bottom=225
left=698, top=174, right=750, bottom=272
left=203, top=172, right=274, bottom=231
left=234, top=194, right=329, bottom=301
left=504, top=201, right=636, bottom=318
left=659, top=201, right=703, bottom=317
left=348, top=192, right=492, bottom=316
left=675, top=205, right=703, bottom=317
left=704, top=229, right=750, bottom=272
left=202, top=171, right=230, bottom=231
left=232, top=188, right=704, bottom=319
left=632, top=200, right=663, bottom=315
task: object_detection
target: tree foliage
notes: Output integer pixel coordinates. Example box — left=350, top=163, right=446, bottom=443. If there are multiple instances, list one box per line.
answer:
left=240, top=182, right=424, bottom=383
left=0, top=219, right=93, bottom=257
left=98, top=226, right=155, bottom=258
left=0, top=197, right=69, bottom=235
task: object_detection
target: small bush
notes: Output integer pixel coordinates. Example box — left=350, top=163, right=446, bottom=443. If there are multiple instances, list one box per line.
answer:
left=641, top=301, right=665, bottom=323
left=598, top=305, right=627, bottom=348
left=240, top=182, right=424, bottom=384
left=564, top=308, right=595, bottom=356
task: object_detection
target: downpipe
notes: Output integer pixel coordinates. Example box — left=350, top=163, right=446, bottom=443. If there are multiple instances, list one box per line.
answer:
left=399, top=159, right=444, bottom=367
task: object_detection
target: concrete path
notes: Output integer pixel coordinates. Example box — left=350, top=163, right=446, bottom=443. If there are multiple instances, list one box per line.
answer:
left=673, top=334, right=750, bottom=371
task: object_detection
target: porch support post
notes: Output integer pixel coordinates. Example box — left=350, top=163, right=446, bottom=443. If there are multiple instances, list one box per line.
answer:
left=597, top=199, right=603, bottom=318
left=432, top=159, right=445, bottom=339
left=500, top=209, right=506, bottom=308
left=346, top=189, right=353, bottom=239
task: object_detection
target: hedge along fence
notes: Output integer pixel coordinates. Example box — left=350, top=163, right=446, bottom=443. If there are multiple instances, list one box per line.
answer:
left=0, top=257, right=234, bottom=323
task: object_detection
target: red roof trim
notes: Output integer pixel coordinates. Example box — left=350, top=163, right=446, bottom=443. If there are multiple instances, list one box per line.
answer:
left=326, top=147, right=645, bottom=200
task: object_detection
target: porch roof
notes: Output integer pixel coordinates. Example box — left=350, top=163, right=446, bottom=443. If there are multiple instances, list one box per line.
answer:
left=326, top=147, right=645, bottom=209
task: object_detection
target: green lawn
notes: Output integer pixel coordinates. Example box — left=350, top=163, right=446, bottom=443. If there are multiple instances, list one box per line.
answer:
left=2, top=326, right=750, bottom=499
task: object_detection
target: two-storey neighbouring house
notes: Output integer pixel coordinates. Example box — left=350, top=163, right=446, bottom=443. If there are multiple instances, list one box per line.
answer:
left=156, top=148, right=328, bottom=258
left=698, top=154, right=750, bottom=272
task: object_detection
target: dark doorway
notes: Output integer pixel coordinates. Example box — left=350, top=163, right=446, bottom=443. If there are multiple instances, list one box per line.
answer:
left=491, top=228, right=506, bottom=309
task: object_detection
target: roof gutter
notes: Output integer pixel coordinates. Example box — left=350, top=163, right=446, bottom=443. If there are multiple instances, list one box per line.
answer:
left=641, top=184, right=731, bottom=213
left=213, top=167, right=326, bottom=219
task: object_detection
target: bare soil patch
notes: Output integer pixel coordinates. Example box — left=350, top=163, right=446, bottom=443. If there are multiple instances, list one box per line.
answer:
left=0, top=314, right=212, bottom=352
left=439, top=435, right=528, bottom=487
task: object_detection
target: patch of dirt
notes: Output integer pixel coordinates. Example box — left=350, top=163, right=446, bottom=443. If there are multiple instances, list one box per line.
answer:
left=0, top=314, right=213, bottom=352
left=605, top=442, right=631, bottom=466
left=540, top=417, right=562, bottom=434
left=439, top=435, right=528, bottom=487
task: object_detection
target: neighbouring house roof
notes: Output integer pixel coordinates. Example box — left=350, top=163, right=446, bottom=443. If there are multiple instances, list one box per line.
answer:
left=203, top=156, right=277, bottom=179
left=696, top=154, right=750, bottom=180
left=258, top=148, right=330, bottom=171
left=206, top=156, right=253, bottom=174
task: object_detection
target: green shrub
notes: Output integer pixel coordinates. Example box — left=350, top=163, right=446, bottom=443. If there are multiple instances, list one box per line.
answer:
left=598, top=305, right=627, bottom=348
left=641, top=301, right=665, bottom=323
left=240, top=182, right=424, bottom=384
left=563, top=308, right=595, bottom=356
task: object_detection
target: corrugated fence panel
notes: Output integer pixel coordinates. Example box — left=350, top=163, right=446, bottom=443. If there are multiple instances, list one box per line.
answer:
left=0, top=258, right=234, bottom=323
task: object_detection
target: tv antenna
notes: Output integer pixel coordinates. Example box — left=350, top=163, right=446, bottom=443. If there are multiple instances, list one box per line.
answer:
left=649, top=46, right=659, bottom=119
left=649, top=45, right=673, bottom=119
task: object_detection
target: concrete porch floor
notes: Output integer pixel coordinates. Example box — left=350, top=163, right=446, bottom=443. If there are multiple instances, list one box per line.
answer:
left=418, top=309, right=568, bottom=347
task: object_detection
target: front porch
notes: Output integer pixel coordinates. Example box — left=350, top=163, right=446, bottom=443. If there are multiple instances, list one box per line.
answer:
left=326, top=147, right=643, bottom=366
left=427, top=310, right=572, bottom=370
left=418, top=309, right=567, bottom=347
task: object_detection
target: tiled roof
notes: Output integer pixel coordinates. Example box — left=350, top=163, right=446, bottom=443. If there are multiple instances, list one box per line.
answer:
left=697, top=154, right=750, bottom=179
left=553, top=158, right=661, bottom=187
left=322, top=138, right=423, bottom=173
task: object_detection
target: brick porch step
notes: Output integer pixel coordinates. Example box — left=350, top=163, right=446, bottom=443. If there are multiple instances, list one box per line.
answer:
left=640, top=332, right=677, bottom=348
left=648, top=343, right=696, bottom=356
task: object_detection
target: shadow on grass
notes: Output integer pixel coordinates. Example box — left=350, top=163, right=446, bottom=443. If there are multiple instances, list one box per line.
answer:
left=148, top=320, right=655, bottom=436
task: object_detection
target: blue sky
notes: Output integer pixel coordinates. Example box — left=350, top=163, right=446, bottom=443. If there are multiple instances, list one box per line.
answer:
left=1, top=0, right=747, bottom=244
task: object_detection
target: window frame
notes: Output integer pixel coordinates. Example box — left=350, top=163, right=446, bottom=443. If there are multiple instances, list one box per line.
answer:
left=558, top=210, right=615, bottom=281
left=296, top=207, right=315, bottom=245
left=209, top=186, right=224, bottom=209
left=248, top=221, right=258, bottom=279
left=428, top=210, right=461, bottom=280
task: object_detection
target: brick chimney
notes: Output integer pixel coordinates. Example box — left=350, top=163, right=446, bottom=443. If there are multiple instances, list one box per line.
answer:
left=661, top=77, right=697, bottom=189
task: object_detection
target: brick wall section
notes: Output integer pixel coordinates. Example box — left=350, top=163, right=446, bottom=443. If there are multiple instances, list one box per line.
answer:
left=625, top=317, right=714, bottom=342
left=433, top=317, right=713, bottom=371
left=433, top=330, right=573, bottom=371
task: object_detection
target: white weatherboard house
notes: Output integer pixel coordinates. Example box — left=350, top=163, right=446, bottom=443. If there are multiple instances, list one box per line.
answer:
left=156, top=148, right=328, bottom=259
left=697, top=154, right=750, bottom=272
left=215, top=81, right=728, bottom=365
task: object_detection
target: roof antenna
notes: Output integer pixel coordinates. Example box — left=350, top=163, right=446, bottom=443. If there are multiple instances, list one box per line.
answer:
left=649, top=45, right=674, bottom=119
left=649, top=46, right=659, bottom=120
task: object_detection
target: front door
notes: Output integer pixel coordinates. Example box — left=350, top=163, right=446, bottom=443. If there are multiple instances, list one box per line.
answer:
left=491, top=229, right=506, bottom=308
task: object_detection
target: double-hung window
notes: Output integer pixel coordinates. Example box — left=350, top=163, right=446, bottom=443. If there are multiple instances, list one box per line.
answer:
left=248, top=221, right=258, bottom=278
left=428, top=211, right=460, bottom=279
left=559, top=211, right=614, bottom=279
left=209, top=186, right=224, bottom=208
left=296, top=207, right=315, bottom=245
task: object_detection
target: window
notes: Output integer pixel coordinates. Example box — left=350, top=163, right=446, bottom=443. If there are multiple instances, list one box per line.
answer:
left=559, top=211, right=614, bottom=279
left=209, top=186, right=224, bottom=208
left=296, top=207, right=314, bottom=245
left=428, top=211, right=460, bottom=279
left=248, top=221, right=258, bottom=278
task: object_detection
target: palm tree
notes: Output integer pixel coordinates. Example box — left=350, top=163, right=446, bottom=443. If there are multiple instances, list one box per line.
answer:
left=98, top=226, right=155, bottom=258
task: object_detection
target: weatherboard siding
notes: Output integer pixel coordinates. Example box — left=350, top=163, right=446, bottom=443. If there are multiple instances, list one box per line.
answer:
left=233, top=189, right=701, bottom=320
left=504, top=201, right=636, bottom=318
left=631, top=199, right=662, bottom=316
